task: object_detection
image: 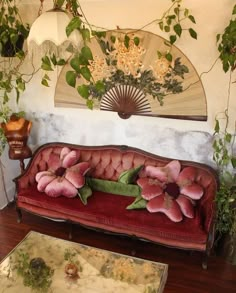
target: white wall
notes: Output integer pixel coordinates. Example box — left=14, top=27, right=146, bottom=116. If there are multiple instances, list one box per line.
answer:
left=1, top=0, right=235, bottom=208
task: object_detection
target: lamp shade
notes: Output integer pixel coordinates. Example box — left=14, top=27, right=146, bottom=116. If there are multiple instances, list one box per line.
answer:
left=27, top=9, right=81, bottom=57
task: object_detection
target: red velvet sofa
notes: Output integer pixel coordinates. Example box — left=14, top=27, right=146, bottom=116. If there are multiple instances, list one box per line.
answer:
left=14, top=143, right=218, bottom=269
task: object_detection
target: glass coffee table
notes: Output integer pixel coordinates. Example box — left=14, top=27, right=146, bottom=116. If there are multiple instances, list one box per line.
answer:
left=0, top=231, right=168, bottom=292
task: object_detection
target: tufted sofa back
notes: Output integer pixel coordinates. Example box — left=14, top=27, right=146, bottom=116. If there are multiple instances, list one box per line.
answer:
left=15, top=142, right=218, bottom=194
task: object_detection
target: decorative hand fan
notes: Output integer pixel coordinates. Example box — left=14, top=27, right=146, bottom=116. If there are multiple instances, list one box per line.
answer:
left=100, top=85, right=152, bottom=119
left=55, top=29, right=207, bottom=121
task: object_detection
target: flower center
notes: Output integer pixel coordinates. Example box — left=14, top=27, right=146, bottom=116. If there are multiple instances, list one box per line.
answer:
left=55, top=167, right=66, bottom=177
left=165, top=182, right=180, bottom=199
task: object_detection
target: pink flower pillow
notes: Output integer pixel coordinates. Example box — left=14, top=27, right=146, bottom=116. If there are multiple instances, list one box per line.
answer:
left=35, top=147, right=90, bottom=198
left=137, top=160, right=204, bottom=222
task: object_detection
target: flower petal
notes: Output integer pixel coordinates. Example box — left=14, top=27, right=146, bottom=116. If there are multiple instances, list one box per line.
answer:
left=176, top=195, right=195, bottom=218
left=45, top=178, right=77, bottom=198
left=180, top=183, right=204, bottom=200
left=147, top=194, right=183, bottom=222
left=166, top=160, right=181, bottom=182
left=69, top=162, right=90, bottom=175
left=65, top=171, right=85, bottom=189
left=143, top=165, right=168, bottom=182
left=141, top=184, right=163, bottom=200
left=60, top=147, right=71, bottom=161
left=65, top=162, right=90, bottom=189
left=62, top=150, right=79, bottom=168
left=35, top=171, right=54, bottom=182
left=177, top=166, right=197, bottom=186
left=137, top=177, right=161, bottom=189
left=48, top=153, right=61, bottom=171
left=37, top=174, right=56, bottom=192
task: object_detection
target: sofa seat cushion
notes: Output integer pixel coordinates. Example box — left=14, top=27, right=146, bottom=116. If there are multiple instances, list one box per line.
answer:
left=17, top=185, right=207, bottom=249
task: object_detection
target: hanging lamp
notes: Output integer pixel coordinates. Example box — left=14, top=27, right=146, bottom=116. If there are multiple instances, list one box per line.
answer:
left=27, top=0, right=81, bottom=58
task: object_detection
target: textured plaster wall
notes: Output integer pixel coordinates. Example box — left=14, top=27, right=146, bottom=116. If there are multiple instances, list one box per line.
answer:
left=0, top=0, right=235, bottom=208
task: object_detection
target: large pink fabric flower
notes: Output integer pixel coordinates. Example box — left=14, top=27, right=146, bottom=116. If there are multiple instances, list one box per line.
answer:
left=36, top=147, right=90, bottom=198
left=137, top=160, right=204, bottom=222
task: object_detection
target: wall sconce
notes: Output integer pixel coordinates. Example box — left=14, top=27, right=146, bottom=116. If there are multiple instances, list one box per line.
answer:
left=27, top=0, right=81, bottom=58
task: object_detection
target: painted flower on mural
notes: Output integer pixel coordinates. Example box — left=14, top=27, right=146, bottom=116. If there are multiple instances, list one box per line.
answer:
left=36, top=147, right=90, bottom=198
left=88, top=55, right=112, bottom=82
left=137, top=160, right=204, bottom=222
left=109, top=38, right=146, bottom=77
left=151, top=56, right=172, bottom=84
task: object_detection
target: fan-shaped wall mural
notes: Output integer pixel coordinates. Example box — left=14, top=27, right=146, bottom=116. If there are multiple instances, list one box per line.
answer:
left=55, top=29, right=207, bottom=121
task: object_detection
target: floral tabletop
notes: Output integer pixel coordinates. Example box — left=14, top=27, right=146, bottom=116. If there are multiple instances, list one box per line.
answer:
left=0, top=231, right=168, bottom=293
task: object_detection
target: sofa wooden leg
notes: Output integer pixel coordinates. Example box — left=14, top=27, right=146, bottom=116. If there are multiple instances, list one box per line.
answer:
left=16, top=208, right=22, bottom=223
left=202, top=251, right=209, bottom=270
left=69, top=224, right=73, bottom=240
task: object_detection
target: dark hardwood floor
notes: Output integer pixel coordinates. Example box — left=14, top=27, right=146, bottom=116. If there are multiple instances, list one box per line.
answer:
left=0, top=203, right=235, bottom=293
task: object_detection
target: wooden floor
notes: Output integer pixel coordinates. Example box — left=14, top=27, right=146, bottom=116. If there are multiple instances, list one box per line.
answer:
left=0, top=203, right=236, bottom=293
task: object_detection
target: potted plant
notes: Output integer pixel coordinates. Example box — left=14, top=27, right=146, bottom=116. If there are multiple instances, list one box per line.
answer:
left=0, top=0, right=29, bottom=57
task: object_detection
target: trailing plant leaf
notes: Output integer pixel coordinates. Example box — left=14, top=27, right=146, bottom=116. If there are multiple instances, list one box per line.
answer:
left=174, top=24, right=182, bottom=37
left=217, top=4, right=236, bottom=72
left=80, top=66, right=91, bottom=81
left=189, top=28, right=197, bottom=39
left=86, top=99, right=94, bottom=110
left=158, top=0, right=197, bottom=44
left=81, top=27, right=90, bottom=42
left=66, top=71, right=77, bottom=87
left=81, top=46, right=93, bottom=61
left=41, top=56, right=53, bottom=71
left=77, top=84, right=89, bottom=98
left=66, top=16, right=81, bottom=37
left=188, top=15, right=196, bottom=23
left=170, top=35, right=177, bottom=44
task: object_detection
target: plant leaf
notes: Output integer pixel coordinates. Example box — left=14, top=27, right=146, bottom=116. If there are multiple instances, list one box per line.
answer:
left=165, top=52, right=172, bottom=62
left=169, top=35, right=177, bottom=44
left=214, top=119, right=220, bottom=133
left=66, top=71, right=77, bottom=87
left=80, top=66, right=91, bottom=81
left=70, top=56, right=81, bottom=72
left=77, top=84, right=89, bottom=98
left=57, top=59, right=66, bottom=66
left=174, top=24, right=182, bottom=37
left=41, top=78, right=49, bottom=87
left=95, top=80, right=105, bottom=93
left=86, top=99, right=94, bottom=110
left=81, top=46, right=93, bottom=60
left=164, top=25, right=170, bottom=32
left=231, top=157, right=236, bottom=168
left=188, top=15, right=196, bottom=23
left=189, top=28, right=197, bottom=39
left=81, top=28, right=91, bottom=42
left=66, top=17, right=81, bottom=37
left=233, top=4, right=236, bottom=15
left=41, top=56, right=53, bottom=71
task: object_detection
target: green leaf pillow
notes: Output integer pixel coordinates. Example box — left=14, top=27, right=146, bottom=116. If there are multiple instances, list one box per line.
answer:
left=86, top=178, right=141, bottom=197
left=126, top=196, right=147, bottom=210
left=78, top=184, right=93, bottom=205
left=118, top=165, right=144, bottom=184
